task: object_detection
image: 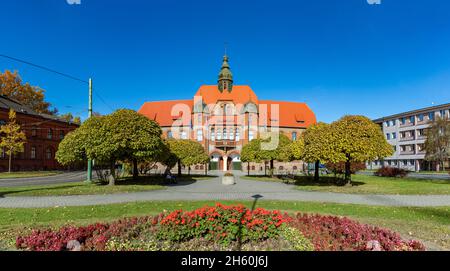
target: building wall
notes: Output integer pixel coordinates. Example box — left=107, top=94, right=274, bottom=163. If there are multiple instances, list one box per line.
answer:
left=369, top=106, right=450, bottom=171
left=0, top=109, right=79, bottom=172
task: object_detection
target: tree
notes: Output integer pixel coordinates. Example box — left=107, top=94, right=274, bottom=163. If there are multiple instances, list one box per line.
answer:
left=59, top=113, right=81, bottom=125
left=330, top=115, right=393, bottom=185
left=241, top=139, right=261, bottom=176
left=56, top=109, right=165, bottom=185
left=240, top=133, right=291, bottom=177
left=302, top=122, right=336, bottom=181
left=424, top=117, right=450, bottom=171
left=0, top=70, right=57, bottom=115
left=0, top=109, right=27, bottom=172
left=166, top=139, right=209, bottom=176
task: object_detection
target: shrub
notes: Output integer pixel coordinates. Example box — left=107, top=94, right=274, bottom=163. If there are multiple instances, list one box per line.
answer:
left=224, top=172, right=234, bottom=177
left=279, top=227, right=314, bottom=251
left=374, top=167, right=409, bottom=178
left=288, top=213, right=425, bottom=251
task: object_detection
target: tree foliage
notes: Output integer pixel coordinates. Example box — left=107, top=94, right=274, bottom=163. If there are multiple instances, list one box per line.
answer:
left=56, top=109, right=165, bottom=185
left=0, top=70, right=57, bottom=115
left=166, top=139, right=209, bottom=176
left=0, top=109, right=27, bottom=172
left=424, top=117, right=450, bottom=171
left=330, top=115, right=393, bottom=184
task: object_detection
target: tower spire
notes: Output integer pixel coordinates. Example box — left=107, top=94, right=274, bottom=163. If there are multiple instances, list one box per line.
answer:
left=218, top=48, right=233, bottom=93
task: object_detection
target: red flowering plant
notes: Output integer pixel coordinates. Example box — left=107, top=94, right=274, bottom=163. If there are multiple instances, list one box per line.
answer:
left=288, top=213, right=425, bottom=251
left=157, top=203, right=290, bottom=245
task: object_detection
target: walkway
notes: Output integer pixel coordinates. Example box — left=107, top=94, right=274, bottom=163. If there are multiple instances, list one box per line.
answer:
left=0, top=171, right=89, bottom=187
left=0, top=171, right=449, bottom=208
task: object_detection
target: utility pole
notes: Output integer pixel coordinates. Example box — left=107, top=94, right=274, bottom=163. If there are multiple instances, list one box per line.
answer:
left=86, top=78, right=93, bottom=183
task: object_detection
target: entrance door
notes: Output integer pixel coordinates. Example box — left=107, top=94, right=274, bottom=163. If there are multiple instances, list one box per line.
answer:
left=227, top=157, right=232, bottom=171
left=219, top=157, right=224, bottom=171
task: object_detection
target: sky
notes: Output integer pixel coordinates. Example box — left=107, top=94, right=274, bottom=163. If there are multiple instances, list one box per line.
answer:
left=1, top=0, right=450, bottom=123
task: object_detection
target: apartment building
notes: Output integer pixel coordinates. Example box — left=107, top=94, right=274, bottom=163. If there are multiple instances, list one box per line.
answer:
left=369, top=103, right=450, bottom=171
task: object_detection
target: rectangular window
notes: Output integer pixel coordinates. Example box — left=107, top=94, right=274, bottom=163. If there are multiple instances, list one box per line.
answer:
left=32, top=126, right=37, bottom=137
left=167, top=131, right=173, bottom=139
left=401, top=118, right=406, bottom=125
left=409, top=116, right=415, bottom=124
left=428, top=112, right=435, bottom=121
left=197, top=129, right=203, bottom=141
left=0, top=148, right=5, bottom=159
left=392, top=132, right=396, bottom=139
left=418, top=114, right=424, bottom=122
left=249, top=130, right=254, bottom=141
left=60, top=131, right=65, bottom=140
left=210, top=129, right=215, bottom=141
left=292, top=132, right=297, bottom=141
left=216, top=129, right=222, bottom=140
left=386, top=133, right=391, bottom=140
left=31, top=147, right=36, bottom=159
left=440, top=110, right=445, bottom=118
left=235, top=129, right=240, bottom=141
left=180, top=131, right=187, bottom=139
left=223, top=128, right=228, bottom=140
left=47, top=129, right=53, bottom=139
left=229, top=128, right=234, bottom=140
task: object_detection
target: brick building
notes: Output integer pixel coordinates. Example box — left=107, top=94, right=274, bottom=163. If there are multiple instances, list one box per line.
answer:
left=0, top=95, right=79, bottom=172
left=138, top=54, right=316, bottom=173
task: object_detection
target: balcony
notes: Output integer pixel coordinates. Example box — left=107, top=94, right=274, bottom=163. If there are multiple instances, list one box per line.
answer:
left=213, top=140, right=237, bottom=147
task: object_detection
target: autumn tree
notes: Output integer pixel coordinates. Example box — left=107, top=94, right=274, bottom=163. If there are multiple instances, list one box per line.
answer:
left=0, top=70, right=57, bottom=115
left=59, top=113, right=81, bottom=125
left=302, top=122, right=336, bottom=181
left=56, top=109, right=165, bottom=185
left=166, top=139, right=209, bottom=176
left=0, top=109, right=27, bottom=173
left=424, top=117, right=450, bottom=171
left=330, top=115, right=393, bottom=185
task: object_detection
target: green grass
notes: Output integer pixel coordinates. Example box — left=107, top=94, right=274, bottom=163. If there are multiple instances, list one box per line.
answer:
left=241, top=174, right=450, bottom=195
left=0, top=175, right=214, bottom=197
left=0, top=200, right=448, bottom=250
left=0, top=171, right=61, bottom=179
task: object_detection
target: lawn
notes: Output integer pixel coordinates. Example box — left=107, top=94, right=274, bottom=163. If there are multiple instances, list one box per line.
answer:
left=0, top=171, right=61, bottom=179
left=0, top=175, right=213, bottom=197
left=241, top=174, right=450, bottom=195
left=0, top=200, right=448, bottom=250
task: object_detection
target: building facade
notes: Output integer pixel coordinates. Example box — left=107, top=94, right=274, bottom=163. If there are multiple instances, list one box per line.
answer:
left=368, top=103, right=450, bottom=171
left=138, top=55, right=316, bottom=172
left=0, top=95, right=79, bottom=172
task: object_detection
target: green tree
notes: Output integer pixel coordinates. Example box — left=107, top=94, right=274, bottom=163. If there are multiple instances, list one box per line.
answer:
left=56, top=109, right=165, bottom=185
left=0, top=109, right=27, bottom=173
left=240, top=139, right=261, bottom=176
left=59, top=113, right=81, bottom=125
left=166, top=139, right=209, bottom=176
left=330, top=115, right=393, bottom=185
left=0, top=70, right=57, bottom=115
left=302, top=122, right=336, bottom=181
left=424, top=117, right=450, bottom=171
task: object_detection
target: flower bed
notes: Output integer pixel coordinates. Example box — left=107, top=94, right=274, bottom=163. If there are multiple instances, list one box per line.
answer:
left=16, top=203, right=425, bottom=251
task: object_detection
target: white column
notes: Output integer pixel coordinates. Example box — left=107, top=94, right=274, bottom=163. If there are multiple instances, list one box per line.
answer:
left=223, top=156, right=228, bottom=171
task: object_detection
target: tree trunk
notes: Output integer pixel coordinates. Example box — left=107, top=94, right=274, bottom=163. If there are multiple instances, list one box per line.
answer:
left=247, top=162, right=250, bottom=176
left=269, top=160, right=274, bottom=178
left=205, top=163, right=208, bottom=176
left=314, top=160, right=320, bottom=182
left=344, top=159, right=352, bottom=186
left=132, top=159, right=138, bottom=180
left=188, top=166, right=191, bottom=176
left=177, top=159, right=182, bottom=177
left=264, top=161, right=267, bottom=176
left=109, top=161, right=116, bottom=186
left=8, top=153, right=12, bottom=173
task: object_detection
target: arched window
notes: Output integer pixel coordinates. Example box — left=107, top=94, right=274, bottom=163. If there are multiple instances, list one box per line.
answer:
left=292, top=132, right=297, bottom=141
left=46, top=148, right=52, bottom=160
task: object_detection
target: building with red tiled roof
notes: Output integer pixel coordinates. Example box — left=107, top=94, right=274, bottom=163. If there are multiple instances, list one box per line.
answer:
left=138, top=55, right=316, bottom=172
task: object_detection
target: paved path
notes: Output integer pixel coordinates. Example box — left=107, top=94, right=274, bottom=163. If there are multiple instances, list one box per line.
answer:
left=0, top=171, right=90, bottom=187
left=0, top=171, right=449, bottom=208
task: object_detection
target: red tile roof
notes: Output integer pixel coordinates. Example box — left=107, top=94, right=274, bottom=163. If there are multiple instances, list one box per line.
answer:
left=138, top=85, right=316, bottom=128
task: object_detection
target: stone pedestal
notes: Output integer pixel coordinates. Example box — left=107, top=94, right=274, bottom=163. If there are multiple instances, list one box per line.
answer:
left=222, top=176, right=235, bottom=185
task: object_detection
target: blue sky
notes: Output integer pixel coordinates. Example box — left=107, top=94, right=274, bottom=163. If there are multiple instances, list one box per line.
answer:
left=1, top=0, right=450, bottom=123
